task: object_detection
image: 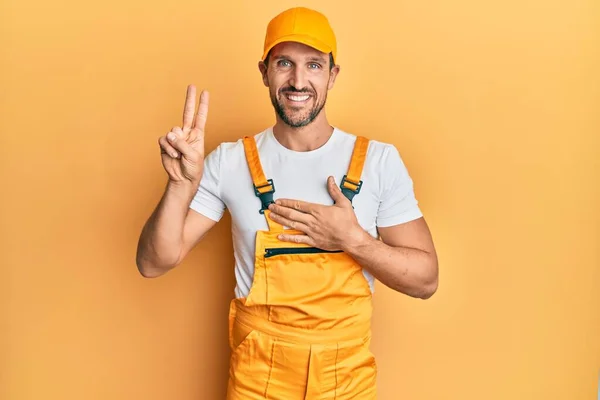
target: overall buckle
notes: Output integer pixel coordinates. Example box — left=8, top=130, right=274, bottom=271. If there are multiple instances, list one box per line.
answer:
left=254, top=179, right=275, bottom=214
left=340, top=175, right=363, bottom=203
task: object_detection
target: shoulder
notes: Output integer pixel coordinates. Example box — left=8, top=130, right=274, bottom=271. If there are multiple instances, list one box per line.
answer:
left=206, top=129, right=270, bottom=161
left=333, top=127, right=403, bottom=165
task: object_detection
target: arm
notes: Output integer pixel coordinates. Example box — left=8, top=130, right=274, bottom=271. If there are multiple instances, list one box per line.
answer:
left=341, top=217, right=438, bottom=299
left=136, top=85, right=219, bottom=278
left=136, top=181, right=217, bottom=278
left=345, top=142, right=437, bottom=298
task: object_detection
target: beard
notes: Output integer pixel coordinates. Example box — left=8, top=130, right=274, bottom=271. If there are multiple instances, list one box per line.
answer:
left=270, top=86, right=327, bottom=128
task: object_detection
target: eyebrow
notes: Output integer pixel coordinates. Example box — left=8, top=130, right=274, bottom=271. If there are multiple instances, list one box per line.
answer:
left=273, top=54, right=327, bottom=63
left=307, top=56, right=327, bottom=63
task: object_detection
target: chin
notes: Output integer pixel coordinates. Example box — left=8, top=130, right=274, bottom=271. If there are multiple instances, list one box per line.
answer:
left=284, top=115, right=313, bottom=128
left=274, top=98, right=323, bottom=128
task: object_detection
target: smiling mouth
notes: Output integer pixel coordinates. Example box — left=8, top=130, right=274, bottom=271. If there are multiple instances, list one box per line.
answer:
left=284, top=93, right=311, bottom=103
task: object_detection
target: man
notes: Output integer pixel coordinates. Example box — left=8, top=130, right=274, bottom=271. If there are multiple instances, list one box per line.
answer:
left=136, top=6, right=438, bottom=399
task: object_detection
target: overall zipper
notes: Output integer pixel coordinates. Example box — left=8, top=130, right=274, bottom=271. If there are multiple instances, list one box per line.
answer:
left=264, top=247, right=343, bottom=258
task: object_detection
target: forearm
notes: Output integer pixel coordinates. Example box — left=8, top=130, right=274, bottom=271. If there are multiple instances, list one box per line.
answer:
left=342, top=230, right=438, bottom=299
left=136, top=181, right=197, bottom=277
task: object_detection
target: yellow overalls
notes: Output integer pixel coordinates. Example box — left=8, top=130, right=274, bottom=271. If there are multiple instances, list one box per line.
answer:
left=226, top=135, right=377, bottom=400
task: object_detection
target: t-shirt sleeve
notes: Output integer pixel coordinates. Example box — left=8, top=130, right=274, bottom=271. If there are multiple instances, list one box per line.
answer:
left=189, top=144, right=226, bottom=222
left=376, top=144, right=423, bottom=227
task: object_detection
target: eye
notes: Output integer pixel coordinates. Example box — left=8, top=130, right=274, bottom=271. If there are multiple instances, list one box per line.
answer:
left=308, top=63, right=321, bottom=69
left=277, top=59, right=292, bottom=67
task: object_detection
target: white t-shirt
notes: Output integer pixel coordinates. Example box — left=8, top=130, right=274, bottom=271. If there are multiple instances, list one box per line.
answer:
left=189, top=126, right=423, bottom=298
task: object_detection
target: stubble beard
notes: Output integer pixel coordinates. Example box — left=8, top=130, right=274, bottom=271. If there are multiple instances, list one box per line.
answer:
left=270, top=87, right=327, bottom=128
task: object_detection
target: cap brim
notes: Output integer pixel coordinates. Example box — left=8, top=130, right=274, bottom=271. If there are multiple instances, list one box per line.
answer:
left=262, top=33, right=333, bottom=61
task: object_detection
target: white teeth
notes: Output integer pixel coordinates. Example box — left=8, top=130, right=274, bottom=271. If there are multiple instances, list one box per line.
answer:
left=287, top=95, right=310, bottom=101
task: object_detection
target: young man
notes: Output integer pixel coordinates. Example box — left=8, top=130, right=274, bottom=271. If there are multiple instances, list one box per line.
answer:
left=136, top=7, right=438, bottom=399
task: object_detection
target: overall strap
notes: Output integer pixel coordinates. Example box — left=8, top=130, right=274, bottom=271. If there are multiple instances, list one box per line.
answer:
left=242, top=136, right=283, bottom=232
left=340, top=136, right=369, bottom=203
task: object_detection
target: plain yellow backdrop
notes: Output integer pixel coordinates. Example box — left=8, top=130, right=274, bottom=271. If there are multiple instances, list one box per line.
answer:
left=1, top=0, right=599, bottom=399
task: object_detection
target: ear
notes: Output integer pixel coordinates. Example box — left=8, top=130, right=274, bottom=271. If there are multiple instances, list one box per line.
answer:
left=258, top=61, right=269, bottom=87
left=327, top=64, right=341, bottom=90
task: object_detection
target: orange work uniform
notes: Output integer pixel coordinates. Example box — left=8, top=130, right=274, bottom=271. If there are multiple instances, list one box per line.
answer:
left=226, top=135, right=377, bottom=399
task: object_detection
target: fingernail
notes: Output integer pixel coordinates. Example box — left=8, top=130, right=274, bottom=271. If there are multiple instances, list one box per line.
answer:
left=172, top=152, right=178, bottom=158
left=167, top=133, right=176, bottom=142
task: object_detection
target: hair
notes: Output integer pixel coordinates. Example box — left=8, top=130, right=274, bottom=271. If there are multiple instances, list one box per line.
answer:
left=264, top=51, right=335, bottom=71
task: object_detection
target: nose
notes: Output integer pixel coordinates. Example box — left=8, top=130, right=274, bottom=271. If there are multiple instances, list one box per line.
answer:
left=288, top=66, right=308, bottom=91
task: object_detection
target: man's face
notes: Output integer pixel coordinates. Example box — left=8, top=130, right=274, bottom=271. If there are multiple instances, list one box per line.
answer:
left=259, top=42, right=340, bottom=128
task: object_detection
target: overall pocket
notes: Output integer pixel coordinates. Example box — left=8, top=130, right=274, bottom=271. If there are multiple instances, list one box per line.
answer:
left=334, top=338, right=378, bottom=399
left=228, top=328, right=274, bottom=398
left=263, top=248, right=343, bottom=306
left=261, top=247, right=373, bottom=330
left=263, top=248, right=371, bottom=306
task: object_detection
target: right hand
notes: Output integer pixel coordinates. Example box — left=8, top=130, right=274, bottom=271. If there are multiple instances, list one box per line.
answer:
left=159, top=85, right=209, bottom=186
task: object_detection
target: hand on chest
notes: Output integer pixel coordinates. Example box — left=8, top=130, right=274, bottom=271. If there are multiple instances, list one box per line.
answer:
left=224, top=134, right=379, bottom=233
left=226, top=159, right=377, bottom=233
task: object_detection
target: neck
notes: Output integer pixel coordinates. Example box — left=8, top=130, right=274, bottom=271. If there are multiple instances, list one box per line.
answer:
left=272, top=112, right=334, bottom=152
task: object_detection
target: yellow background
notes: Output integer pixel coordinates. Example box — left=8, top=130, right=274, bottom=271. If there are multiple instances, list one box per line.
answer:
left=2, top=0, right=599, bottom=399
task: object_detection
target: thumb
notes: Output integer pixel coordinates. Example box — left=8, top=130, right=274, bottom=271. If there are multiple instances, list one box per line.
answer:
left=327, top=176, right=349, bottom=205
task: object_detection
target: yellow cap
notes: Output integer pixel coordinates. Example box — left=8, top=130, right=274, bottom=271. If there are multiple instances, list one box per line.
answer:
left=262, top=7, right=337, bottom=63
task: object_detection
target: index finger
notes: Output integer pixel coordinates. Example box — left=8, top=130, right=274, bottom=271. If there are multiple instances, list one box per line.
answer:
left=182, top=85, right=196, bottom=129
left=193, top=90, right=209, bottom=132
left=274, top=199, right=316, bottom=214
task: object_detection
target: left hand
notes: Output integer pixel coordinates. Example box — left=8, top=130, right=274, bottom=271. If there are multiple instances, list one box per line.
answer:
left=267, top=176, right=367, bottom=251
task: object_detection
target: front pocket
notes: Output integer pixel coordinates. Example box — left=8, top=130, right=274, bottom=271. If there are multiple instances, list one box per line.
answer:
left=228, top=329, right=274, bottom=397
left=231, top=328, right=259, bottom=353
left=334, top=342, right=378, bottom=399
left=229, top=328, right=261, bottom=379
left=261, top=249, right=372, bottom=327
left=263, top=250, right=345, bottom=306
left=262, top=248, right=370, bottom=303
